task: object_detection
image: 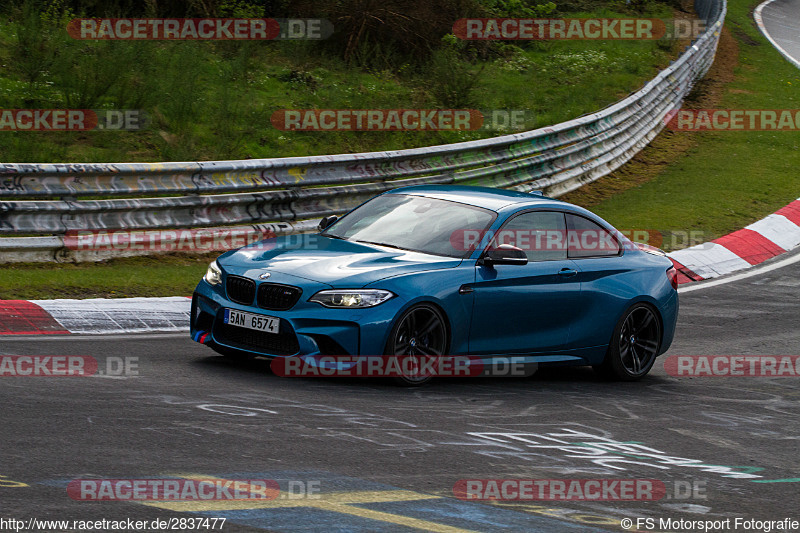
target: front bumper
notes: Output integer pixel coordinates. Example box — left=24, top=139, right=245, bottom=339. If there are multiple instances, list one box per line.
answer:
left=190, top=278, right=405, bottom=358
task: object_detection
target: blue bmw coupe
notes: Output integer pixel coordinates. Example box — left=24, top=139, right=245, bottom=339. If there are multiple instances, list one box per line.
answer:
left=191, top=185, right=678, bottom=384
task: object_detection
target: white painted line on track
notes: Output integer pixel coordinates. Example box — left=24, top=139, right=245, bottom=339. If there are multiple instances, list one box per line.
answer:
left=754, top=0, right=800, bottom=69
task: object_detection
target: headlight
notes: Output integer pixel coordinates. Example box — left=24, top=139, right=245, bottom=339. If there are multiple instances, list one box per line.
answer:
left=309, top=289, right=394, bottom=308
left=203, top=260, right=222, bottom=286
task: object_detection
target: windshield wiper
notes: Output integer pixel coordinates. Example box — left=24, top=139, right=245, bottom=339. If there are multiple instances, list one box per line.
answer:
left=321, top=233, right=348, bottom=240
left=355, top=240, right=408, bottom=251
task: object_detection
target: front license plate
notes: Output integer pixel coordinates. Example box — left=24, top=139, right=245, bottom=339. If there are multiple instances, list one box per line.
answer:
left=224, top=309, right=279, bottom=334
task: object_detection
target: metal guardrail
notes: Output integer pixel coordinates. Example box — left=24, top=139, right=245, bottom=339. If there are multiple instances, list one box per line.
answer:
left=1, top=0, right=726, bottom=262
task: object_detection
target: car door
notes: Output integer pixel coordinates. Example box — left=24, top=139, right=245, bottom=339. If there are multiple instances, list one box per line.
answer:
left=468, top=210, right=583, bottom=356
left=562, top=212, right=629, bottom=350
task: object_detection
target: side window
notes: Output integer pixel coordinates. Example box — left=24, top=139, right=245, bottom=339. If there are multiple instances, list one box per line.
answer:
left=494, top=211, right=567, bottom=261
left=566, top=214, right=621, bottom=258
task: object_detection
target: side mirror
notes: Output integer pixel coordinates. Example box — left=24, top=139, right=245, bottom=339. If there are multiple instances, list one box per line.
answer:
left=318, top=215, right=339, bottom=232
left=481, top=244, right=528, bottom=267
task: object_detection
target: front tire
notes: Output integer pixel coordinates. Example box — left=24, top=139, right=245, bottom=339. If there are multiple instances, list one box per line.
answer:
left=385, top=304, right=448, bottom=387
left=595, top=303, right=661, bottom=381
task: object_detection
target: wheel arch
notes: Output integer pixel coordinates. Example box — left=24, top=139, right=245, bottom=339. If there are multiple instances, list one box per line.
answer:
left=382, top=299, right=453, bottom=355
left=602, top=298, right=665, bottom=363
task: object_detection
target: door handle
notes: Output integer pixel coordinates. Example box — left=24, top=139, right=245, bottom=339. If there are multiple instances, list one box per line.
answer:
left=558, top=268, right=578, bottom=277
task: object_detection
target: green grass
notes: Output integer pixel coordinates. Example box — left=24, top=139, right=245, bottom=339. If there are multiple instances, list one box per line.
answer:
left=0, top=5, right=676, bottom=162
left=0, top=255, right=215, bottom=299
left=581, top=0, right=800, bottom=245
left=6, top=0, right=798, bottom=298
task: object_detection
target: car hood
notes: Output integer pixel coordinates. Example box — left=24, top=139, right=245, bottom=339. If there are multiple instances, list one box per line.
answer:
left=218, top=235, right=463, bottom=287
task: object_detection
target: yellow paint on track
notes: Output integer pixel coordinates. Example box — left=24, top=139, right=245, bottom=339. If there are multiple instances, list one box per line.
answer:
left=138, top=474, right=481, bottom=533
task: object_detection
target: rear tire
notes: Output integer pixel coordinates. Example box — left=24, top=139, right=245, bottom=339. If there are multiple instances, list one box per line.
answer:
left=595, top=303, right=661, bottom=381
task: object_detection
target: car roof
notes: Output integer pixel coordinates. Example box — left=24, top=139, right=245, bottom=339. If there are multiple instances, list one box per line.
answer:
left=388, top=185, right=566, bottom=211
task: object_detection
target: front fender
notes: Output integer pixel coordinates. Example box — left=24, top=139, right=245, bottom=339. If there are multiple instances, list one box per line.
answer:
left=362, top=265, right=476, bottom=355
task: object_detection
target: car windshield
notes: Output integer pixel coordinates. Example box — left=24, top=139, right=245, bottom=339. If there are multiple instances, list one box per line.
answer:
left=322, top=194, right=496, bottom=258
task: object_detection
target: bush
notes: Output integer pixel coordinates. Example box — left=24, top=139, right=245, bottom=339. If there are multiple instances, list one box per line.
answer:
left=426, top=34, right=484, bottom=107
left=0, top=0, right=289, bottom=17
left=291, top=0, right=483, bottom=70
left=480, top=0, right=556, bottom=17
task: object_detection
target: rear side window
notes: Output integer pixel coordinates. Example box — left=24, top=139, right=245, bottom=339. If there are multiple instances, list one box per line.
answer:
left=566, top=214, right=621, bottom=258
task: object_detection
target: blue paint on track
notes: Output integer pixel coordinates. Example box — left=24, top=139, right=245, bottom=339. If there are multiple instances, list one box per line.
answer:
left=351, top=499, right=595, bottom=532
left=195, top=508, right=421, bottom=533
left=40, top=470, right=605, bottom=532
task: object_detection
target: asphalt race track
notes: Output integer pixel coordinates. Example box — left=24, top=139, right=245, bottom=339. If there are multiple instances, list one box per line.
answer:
left=2, top=252, right=799, bottom=532
left=759, top=0, right=800, bottom=65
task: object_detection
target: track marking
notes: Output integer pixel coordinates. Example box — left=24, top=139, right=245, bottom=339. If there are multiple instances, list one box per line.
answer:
left=754, top=0, right=800, bottom=69
left=0, top=332, right=190, bottom=342
left=0, top=475, right=29, bottom=488
left=679, top=248, right=800, bottom=293
left=140, top=475, right=479, bottom=533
